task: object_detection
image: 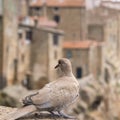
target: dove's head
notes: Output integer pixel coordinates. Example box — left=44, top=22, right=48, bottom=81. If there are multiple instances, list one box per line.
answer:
left=55, top=58, right=73, bottom=76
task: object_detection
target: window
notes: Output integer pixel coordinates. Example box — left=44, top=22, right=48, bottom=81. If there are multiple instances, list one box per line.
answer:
left=34, top=7, right=41, bottom=16
left=18, top=32, right=23, bottom=39
left=26, top=30, right=32, bottom=41
left=53, top=34, right=59, bottom=45
left=53, top=15, right=60, bottom=23
left=34, top=7, right=40, bottom=11
left=53, top=7, right=59, bottom=12
left=76, top=67, right=82, bottom=79
left=54, top=7, right=59, bottom=11
left=66, top=50, right=72, bottom=58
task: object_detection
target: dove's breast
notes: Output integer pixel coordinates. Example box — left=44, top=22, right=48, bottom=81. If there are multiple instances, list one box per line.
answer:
left=47, top=78, right=79, bottom=110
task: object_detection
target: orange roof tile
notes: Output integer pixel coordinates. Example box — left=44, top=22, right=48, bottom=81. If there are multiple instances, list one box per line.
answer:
left=63, top=40, right=102, bottom=49
left=19, top=16, right=57, bottom=27
left=32, top=16, right=58, bottom=27
left=30, top=0, right=85, bottom=7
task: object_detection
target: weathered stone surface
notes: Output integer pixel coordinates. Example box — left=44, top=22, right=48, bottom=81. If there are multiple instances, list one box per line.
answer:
left=75, top=75, right=105, bottom=112
left=1, top=75, right=120, bottom=120
left=3, top=85, right=28, bottom=101
left=0, top=85, right=38, bottom=107
left=72, top=75, right=120, bottom=120
left=0, top=106, right=17, bottom=120
left=0, top=92, right=17, bottom=107
left=0, top=106, right=78, bottom=120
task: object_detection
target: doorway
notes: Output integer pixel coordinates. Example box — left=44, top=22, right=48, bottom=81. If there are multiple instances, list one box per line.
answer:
left=76, top=67, right=82, bottom=78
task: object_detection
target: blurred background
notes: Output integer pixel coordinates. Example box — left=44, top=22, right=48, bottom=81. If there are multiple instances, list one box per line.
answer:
left=1, top=0, right=120, bottom=119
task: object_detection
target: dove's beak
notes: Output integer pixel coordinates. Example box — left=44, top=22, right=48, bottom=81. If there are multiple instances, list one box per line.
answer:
left=55, top=64, right=59, bottom=69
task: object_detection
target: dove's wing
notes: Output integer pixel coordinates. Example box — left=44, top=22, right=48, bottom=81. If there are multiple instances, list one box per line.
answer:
left=28, top=85, right=53, bottom=109
left=29, top=76, right=78, bottom=110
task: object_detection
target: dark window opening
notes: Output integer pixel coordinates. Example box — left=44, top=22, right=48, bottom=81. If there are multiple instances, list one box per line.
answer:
left=76, top=67, right=82, bottom=79
left=53, top=34, right=59, bottom=45
left=34, top=7, right=40, bottom=11
left=18, top=32, right=23, bottom=39
left=26, top=30, right=32, bottom=41
left=54, top=15, right=60, bottom=23
left=66, top=50, right=72, bottom=58
left=34, top=7, right=41, bottom=16
left=54, top=7, right=59, bottom=11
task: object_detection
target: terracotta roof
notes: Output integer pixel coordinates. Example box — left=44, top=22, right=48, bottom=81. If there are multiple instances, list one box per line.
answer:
left=32, top=16, right=58, bottom=27
left=63, top=40, right=102, bottom=49
left=30, top=0, right=85, bottom=7
left=19, top=16, right=57, bottom=28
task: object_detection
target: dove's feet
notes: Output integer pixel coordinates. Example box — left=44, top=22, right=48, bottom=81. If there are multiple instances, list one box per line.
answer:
left=58, top=111, right=76, bottom=119
left=49, top=111, right=59, bottom=116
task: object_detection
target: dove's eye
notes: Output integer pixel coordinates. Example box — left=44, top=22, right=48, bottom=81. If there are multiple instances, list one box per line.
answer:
left=58, top=60, right=62, bottom=64
left=58, top=60, right=67, bottom=66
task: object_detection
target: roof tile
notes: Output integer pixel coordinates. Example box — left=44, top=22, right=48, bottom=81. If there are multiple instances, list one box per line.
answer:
left=30, top=0, right=85, bottom=7
left=63, top=40, right=102, bottom=49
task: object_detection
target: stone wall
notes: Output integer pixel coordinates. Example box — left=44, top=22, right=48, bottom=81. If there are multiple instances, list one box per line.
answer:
left=48, top=7, right=86, bottom=40
left=17, top=0, right=29, bottom=17
left=30, top=7, right=87, bottom=40
left=89, top=45, right=103, bottom=79
left=48, top=33, right=63, bottom=81
left=31, top=28, right=63, bottom=83
left=17, top=26, right=31, bottom=83
left=63, top=45, right=103, bottom=80
left=3, top=0, right=18, bottom=85
left=30, top=28, right=48, bottom=82
left=0, top=17, right=3, bottom=75
left=87, top=25, right=104, bottom=41
left=64, top=49, right=89, bottom=78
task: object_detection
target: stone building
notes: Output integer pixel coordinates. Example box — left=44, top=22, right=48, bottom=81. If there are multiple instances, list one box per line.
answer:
left=18, top=16, right=64, bottom=89
left=87, top=6, right=117, bottom=42
left=101, top=0, right=120, bottom=9
left=17, top=26, right=31, bottom=84
left=17, top=0, right=30, bottom=17
left=87, top=6, right=120, bottom=81
left=31, top=27, right=64, bottom=84
left=0, top=0, right=18, bottom=87
left=63, top=40, right=103, bottom=79
left=0, top=13, right=4, bottom=88
left=29, top=0, right=87, bottom=40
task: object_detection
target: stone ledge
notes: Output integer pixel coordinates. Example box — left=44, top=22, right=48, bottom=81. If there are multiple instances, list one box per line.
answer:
left=0, top=106, right=78, bottom=120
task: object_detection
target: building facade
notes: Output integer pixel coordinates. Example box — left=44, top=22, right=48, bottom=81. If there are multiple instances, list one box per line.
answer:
left=29, top=0, right=87, bottom=40
left=87, top=6, right=120, bottom=81
left=30, top=27, right=64, bottom=84
left=0, top=0, right=18, bottom=86
left=17, top=25, right=31, bottom=84
left=63, top=40, right=103, bottom=79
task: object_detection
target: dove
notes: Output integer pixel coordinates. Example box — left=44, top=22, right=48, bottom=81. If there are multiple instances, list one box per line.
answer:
left=3, top=58, right=79, bottom=120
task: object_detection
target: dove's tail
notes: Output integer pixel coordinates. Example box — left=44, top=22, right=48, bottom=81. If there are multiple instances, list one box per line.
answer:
left=3, top=105, right=37, bottom=120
